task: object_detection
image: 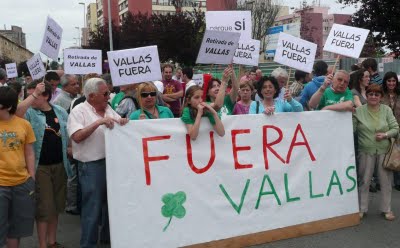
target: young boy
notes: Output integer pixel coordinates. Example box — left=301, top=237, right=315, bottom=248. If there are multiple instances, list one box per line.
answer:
left=0, top=86, right=36, bottom=248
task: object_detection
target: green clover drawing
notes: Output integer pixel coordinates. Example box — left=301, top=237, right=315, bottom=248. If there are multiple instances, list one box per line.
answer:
left=161, top=191, right=187, bottom=232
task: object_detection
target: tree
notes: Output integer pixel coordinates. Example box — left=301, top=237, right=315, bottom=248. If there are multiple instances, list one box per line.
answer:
left=337, top=0, right=400, bottom=57
left=237, top=0, right=282, bottom=53
left=86, top=19, right=121, bottom=60
left=170, top=0, right=194, bottom=13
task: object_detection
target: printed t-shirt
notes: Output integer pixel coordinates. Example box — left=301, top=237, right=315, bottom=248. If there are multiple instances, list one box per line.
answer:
left=181, top=107, right=216, bottom=125
left=317, top=88, right=354, bottom=110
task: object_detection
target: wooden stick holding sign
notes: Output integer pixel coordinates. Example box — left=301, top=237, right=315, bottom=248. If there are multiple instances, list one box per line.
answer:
left=332, top=55, right=341, bottom=74
left=286, top=67, right=292, bottom=89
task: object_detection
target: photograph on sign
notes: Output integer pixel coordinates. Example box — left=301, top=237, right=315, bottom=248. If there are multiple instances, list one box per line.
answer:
left=64, top=49, right=102, bottom=75
left=206, top=11, right=252, bottom=40
left=274, top=32, right=317, bottom=73
left=27, top=54, right=46, bottom=80
left=105, top=111, right=358, bottom=248
left=323, top=24, right=369, bottom=59
left=5, top=63, right=18, bottom=78
left=107, top=45, right=162, bottom=87
left=233, top=39, right=260, bottom=66
left=196, top=30, right=241, bottom=65
left=40, top=16, right=63, bottom=61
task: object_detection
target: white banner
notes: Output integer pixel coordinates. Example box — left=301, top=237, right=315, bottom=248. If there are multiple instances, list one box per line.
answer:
left=196, top=30, right=241, bottom=65
left=5, top=63, right=18, bottom=78
left=206, top=11, right=252, bottom=40
left=107, top=46, right=162, bottom=87
left=40, top=16, right=63, bottom=60
left=26, top=54, right=46, bottom=80
left=64, top=49, right=102, bottom=75
left=274, top=32, right=317, bottom=73
left=233, top=39, right=260, bottom=66
left=106, top=111, right=358, bottom=248
left=323, top=24, right=369, bottom=59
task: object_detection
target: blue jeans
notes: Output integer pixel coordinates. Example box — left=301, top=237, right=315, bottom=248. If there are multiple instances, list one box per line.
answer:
left=78, top=159, right=109, bottom=248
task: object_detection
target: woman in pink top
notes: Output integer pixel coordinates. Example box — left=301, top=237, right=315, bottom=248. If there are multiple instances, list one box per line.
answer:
left=233, top=81, right=253, bottom=115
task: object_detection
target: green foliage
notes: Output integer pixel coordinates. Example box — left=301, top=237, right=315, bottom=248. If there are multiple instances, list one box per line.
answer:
left=161, top=191, right=187, bottom=231
left=87, top=11, right=205, bottom=66
left=338, top=0, right=400, bottom=57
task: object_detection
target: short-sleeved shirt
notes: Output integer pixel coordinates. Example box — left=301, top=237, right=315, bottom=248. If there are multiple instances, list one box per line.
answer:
left=129, top=105, right=174, bottom=120
left=208, top=95, right=234, bottom=118
left=162, top=79, right=183, bottom=115
left=370, top=72, right=383, bottom=85
left=67, top=101, right=121, bottom=162
left=317, top=88, right=354, bottom=110
left=351, top=89, right=367, bottom=105
left=180, top=107, right=216, bottom=125
left=0, top=116, right=36, bottom=186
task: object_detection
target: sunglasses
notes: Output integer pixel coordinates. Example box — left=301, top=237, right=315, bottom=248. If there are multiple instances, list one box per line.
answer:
left=367, top=92, right=381, bottom=97
left=141, top=91, right=157, bottom=98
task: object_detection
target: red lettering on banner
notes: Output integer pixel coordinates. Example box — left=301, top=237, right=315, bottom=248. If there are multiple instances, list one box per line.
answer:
left=186, top=132, right=216, bottom=174
left=231, top=129, right=253, bottom=169
left=142, top=135, right=171, bottom=185
left=286, top=124, right=316, bottom=163
left=262, top=125, right=285, bottom=170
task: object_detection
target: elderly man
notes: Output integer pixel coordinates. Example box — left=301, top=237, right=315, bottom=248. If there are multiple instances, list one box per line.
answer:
left=53, top=74, right=80, bottom=111
left=67, top=78, right=128, bottom=248
left=308, top=70, right=354, bottom=111
left=271, top=67, right=289, bottom=100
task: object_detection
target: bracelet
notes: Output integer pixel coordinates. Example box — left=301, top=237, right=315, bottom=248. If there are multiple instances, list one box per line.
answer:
left=31, top=94, right=38, bottom=99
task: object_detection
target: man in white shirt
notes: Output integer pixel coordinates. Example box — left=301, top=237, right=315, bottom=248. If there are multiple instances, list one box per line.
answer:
left=67, top=78, right=128, bottom=248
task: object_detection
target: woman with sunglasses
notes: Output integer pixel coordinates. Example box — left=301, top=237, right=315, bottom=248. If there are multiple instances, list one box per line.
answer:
left=353, top=84, right=399, bottom=221
left=381, top=71, right=400, bottom=191
left=129, top=82, right=174, bottom=120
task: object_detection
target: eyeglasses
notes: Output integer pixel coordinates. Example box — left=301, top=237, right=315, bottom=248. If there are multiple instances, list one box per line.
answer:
left=367, top=92, right=381, bottom=97
left=103, top=91, right=111, bottom=97
left=141, top=92, right=157, bottom=98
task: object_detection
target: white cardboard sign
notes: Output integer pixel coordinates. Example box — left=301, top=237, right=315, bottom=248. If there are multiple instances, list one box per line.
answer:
left=196, top=30, right=241, bottom=65
left=274, top=32, right=317, bottom=73
left=40, top=16, right=63, bottom=61
left=105, top=111, right=358, bottom=248
left=26, top=54, right=46, bottom=80
left=323, top=24, right=369, bottom=59
left=206, top=11, right=252, bottom=40
left=64, top=49, right=102, bottom=75
left=192, top=74, right=204, bottom=87
left=107, top=46, right=162, bottom=87
left=233, top=39, right=260, bottom=66
left=5, top=63, right=18, bottom=78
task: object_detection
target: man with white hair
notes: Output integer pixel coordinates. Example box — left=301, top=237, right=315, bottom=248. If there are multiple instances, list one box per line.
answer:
left=67, top=78, right=128, bottom=248
left=53, top=74, right=80, bottom=110
left=271, top=67, right=289, bottom=100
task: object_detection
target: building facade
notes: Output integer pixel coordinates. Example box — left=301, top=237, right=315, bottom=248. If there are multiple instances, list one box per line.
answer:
left=0, top=26, right=26, bottom=48
left=0, top=34, right=33, bottom=64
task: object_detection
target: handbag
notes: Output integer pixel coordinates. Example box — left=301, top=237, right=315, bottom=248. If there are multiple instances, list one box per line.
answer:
left=383, top=136, right=400, bottom=171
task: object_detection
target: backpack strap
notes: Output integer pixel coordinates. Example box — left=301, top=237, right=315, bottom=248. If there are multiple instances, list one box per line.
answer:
left=256, top=101, right=260, bottom=114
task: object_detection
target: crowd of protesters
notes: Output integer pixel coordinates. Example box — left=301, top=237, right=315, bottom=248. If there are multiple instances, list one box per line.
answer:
left=1, top=56, right=400, bottom=248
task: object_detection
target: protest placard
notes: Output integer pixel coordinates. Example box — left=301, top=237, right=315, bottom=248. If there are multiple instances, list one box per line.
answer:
left=233, top=39, right=260, bottom=66
left=106, top=111, right=359, bottom=248
left=206, top=11, right=252, bottom=40
left=192, top=74, right=204, bottom=87
left=40, top=16, right=63, bottom=61
left=26, top=54, right=46, bottom=80
left=196, top=30, right=241, bottom=65
left=274, top=32, right=317, bottom=73
left=323, top=24, right=369, bottom=59
left=64, top=49, right=102, bottom=75
left=5, top=63, right=18, bottom=78
left=107, top=46, right=162, bottom=87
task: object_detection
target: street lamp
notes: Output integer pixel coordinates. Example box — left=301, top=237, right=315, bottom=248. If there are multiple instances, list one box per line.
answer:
left=108, top=0, right=113, bottom=51
left=79, top=2, right=86, bottom=28
left=75, top=27, right=81, bottom=47
left=246, top=0, right=255, bottom=10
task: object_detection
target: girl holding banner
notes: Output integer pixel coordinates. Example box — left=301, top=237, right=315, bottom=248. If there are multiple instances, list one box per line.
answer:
left=249, top=76, right=303, bottom=115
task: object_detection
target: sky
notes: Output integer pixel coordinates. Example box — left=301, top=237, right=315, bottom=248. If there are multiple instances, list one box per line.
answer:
left=0, top=0, right=357, bottom=60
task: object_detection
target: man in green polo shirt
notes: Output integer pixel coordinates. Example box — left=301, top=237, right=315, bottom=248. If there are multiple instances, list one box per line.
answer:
left=308, top=70, right=354, bottom=111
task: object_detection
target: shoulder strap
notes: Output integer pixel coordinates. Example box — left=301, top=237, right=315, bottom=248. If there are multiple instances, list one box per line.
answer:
left=256, top=101, right=260, bottom=114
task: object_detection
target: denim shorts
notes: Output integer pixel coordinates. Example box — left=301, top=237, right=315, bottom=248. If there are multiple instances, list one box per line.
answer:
left=0, top=177, right=35, bottom=246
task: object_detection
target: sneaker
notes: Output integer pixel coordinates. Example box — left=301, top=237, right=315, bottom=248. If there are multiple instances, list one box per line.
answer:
left=383, top=212, right=395, bottom=221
